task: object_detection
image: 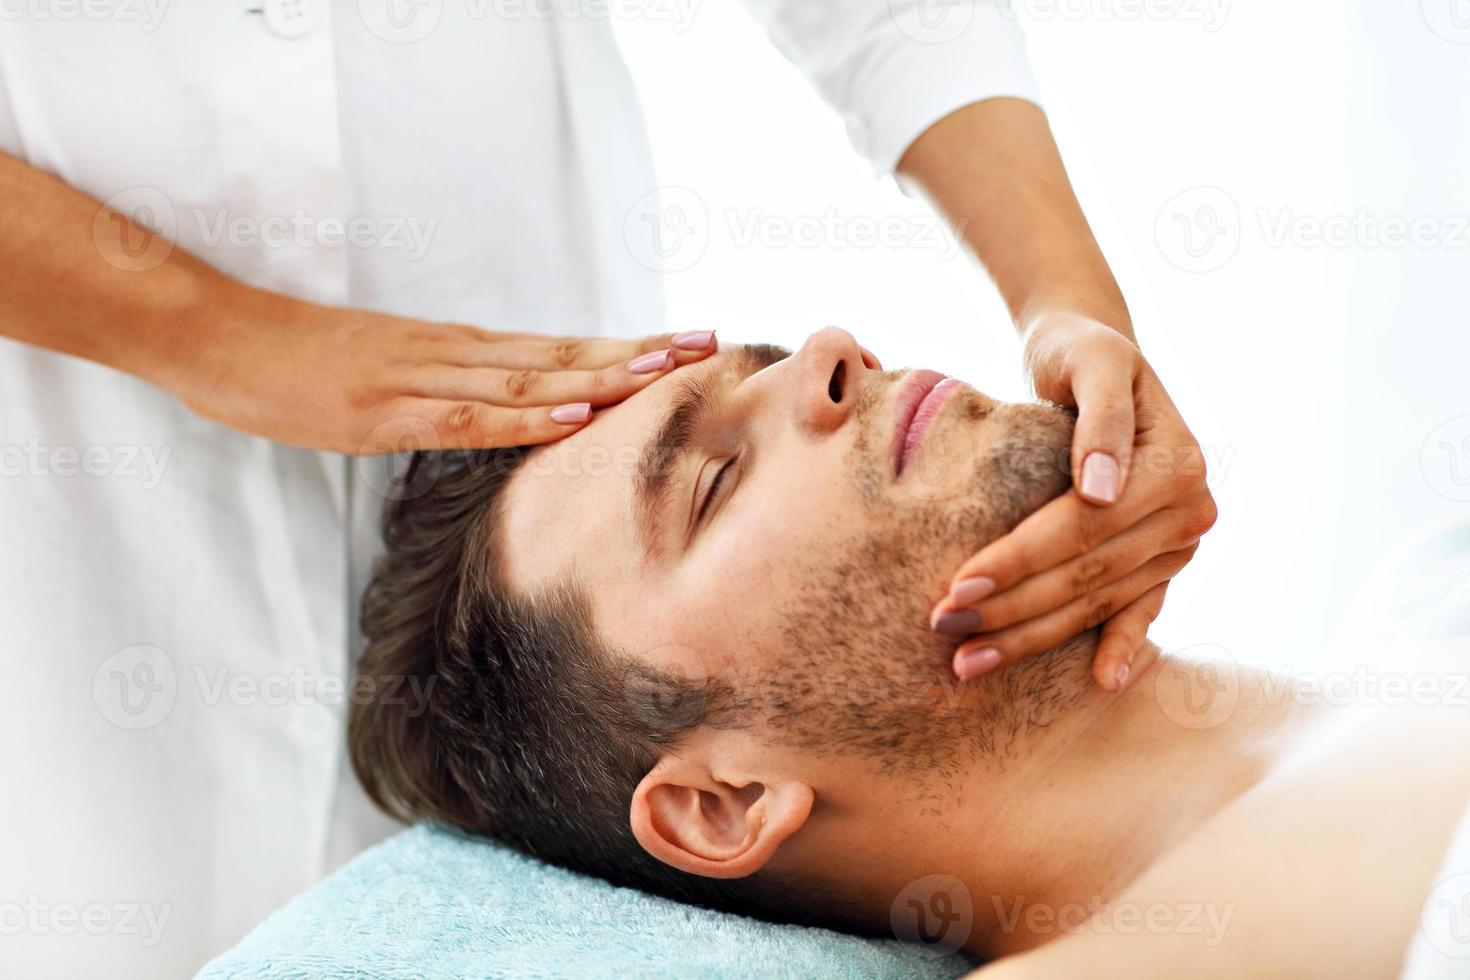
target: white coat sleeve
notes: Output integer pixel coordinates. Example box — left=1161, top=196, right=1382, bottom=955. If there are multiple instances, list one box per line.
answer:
left=738, top=0, right=1042, bottom=175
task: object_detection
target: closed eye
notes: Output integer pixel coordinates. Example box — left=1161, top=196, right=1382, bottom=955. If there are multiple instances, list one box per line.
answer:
left=696, top=456, right=737, bottom=525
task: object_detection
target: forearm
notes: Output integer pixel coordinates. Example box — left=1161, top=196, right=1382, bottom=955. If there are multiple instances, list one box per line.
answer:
left=897, top=98, right=1133, bottom=343
left=0, top=150, right=306, bottom=396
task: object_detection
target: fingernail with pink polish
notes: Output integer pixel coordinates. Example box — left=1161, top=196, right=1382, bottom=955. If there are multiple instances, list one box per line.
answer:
left=932, top=608, right=981, bottom=635
left=949, top=576, right=996, bottom=607
left=551, top=402, right=591, bottom=424
left=671, top=330, right=715, bottom=351
left=1114, top=662, right=1131, bottom=691
left=955, top=646, right=1003, bottom=680
left=1080, top=452, right=1120, bottom=504
left=627, top=349, right=673, bottom=374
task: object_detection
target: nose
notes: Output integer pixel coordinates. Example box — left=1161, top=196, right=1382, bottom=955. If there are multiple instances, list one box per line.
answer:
left=790, top=326, right=878, bottom=435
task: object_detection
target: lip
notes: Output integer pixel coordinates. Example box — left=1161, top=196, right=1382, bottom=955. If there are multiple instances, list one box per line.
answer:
left=893, top=370, right=963, bottom=477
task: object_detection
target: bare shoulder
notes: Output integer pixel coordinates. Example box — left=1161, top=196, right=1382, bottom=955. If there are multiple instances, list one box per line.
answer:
left=977, top=701, right=1470, bottom=980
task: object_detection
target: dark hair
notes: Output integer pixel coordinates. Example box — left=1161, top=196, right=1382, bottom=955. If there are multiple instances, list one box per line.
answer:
left=349, top=449, right=849, bottom=928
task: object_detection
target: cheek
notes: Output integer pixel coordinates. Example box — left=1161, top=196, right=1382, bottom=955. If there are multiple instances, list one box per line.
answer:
left=675, top=493, right=868, bottom=648
left=662, top=556, right=777, bottom=673
left=617, top=444, right=877, bottom=677
left=704, top=464, right=867, bottom=586
left=599, top=564, right=780, bottom=687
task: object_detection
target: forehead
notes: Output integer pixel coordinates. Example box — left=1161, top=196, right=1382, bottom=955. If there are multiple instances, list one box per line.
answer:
left=497, top=347, right=762, bottom=597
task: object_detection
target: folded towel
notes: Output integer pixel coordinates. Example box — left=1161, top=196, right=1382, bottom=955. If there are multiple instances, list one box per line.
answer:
left=198, top=824, right=980, bottom=979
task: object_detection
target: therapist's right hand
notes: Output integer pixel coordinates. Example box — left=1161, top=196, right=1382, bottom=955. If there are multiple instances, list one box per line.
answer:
left=170, top=308, right=718, bottom=455
left=0, top=150, right=717, bottom=455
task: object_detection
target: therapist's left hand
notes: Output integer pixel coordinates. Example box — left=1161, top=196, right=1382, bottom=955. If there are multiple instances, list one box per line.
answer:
left=930, top=312, right=1217, bottom=691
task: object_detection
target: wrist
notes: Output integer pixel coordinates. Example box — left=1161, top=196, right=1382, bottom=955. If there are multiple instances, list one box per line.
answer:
left=1018, top=299, right=1135, bottom=347
left=140, top=272, right=309, bottom=408
left=132, top=279, right=233, bottom=400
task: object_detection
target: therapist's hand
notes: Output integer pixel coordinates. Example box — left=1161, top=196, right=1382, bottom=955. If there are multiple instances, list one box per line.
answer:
left=170, top=304, right=718, bottom=454
left=930, top=313, right=1217, bottom=691
left=0, top=150, right=716, bottom=454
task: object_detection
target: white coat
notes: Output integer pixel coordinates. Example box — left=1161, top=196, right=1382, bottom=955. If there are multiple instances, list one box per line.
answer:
left=0, top=3, right=1038, bottom=975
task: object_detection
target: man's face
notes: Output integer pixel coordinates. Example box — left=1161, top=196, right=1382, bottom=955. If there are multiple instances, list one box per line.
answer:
left=500, top=328, right=1078, bottom=771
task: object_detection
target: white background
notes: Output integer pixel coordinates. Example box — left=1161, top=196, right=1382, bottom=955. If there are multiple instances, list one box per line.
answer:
left=614, top=0, right=1470, bottom=671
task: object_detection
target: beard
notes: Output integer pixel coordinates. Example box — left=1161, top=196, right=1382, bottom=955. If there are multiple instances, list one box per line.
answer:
left=715, top=379, right=1098, bottom=785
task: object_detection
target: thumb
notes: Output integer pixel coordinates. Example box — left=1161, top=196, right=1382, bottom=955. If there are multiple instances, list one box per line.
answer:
left=1070, top=366, right=1137, bottom=505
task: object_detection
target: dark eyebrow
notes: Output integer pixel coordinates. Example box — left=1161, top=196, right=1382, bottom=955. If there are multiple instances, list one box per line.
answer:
left=633, top=344, right=789, bottom=559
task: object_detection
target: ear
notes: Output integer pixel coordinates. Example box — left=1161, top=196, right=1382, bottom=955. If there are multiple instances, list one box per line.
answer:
left=629, top=755, right=814, bottom=880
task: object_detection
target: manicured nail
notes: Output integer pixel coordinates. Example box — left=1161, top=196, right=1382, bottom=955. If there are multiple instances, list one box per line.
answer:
left=627, top=349, right=673, bottom=374
left=949, top=576, right=996, bottom=607
left=1114, top=662, right=1131, bottom=691
left=932, top=609, right=982, bottom=635
left=955, top=646, right=1003, bottom=679
left=551, top=402, right=591, bottom=424
left=1080, top=452, right=1120, bottom=504
left=671, top=330, right=715, bottom=351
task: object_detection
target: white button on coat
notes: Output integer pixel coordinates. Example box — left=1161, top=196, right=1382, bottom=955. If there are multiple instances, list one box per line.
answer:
left=0, top=4, right=1037, bottom=978
left=262, top=0, right=322, bottom=39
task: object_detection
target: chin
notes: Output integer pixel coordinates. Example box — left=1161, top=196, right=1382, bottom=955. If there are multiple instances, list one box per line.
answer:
left=907, top=395, right=1075, bottom=525
left=987, top=400, right=1078, bottom=513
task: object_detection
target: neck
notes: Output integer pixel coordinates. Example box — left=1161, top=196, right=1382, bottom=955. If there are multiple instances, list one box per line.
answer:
left=811, top=640, right=1315, bottom=958
left=959, top=645, right=1314, bottom=957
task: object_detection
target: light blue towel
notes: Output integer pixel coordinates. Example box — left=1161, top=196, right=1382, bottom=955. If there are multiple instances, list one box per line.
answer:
left=198, top=824, right=980, bottom=979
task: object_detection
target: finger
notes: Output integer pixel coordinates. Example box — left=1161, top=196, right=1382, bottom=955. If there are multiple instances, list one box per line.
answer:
left=1093, top=582, right=1170, bottom=691
left=450, top=330, right=718, bottom=371
left=1069, top=359, right=1138, bottom=505
left=404, top=348, right=683, bottom=408
left=943, top=482, right=1163, bottom=597
left=357, top=398, right=595, bottom=453
left=949, top=545, right=1194, bottom=682
left=931, top=507, right=1200, bottom=634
